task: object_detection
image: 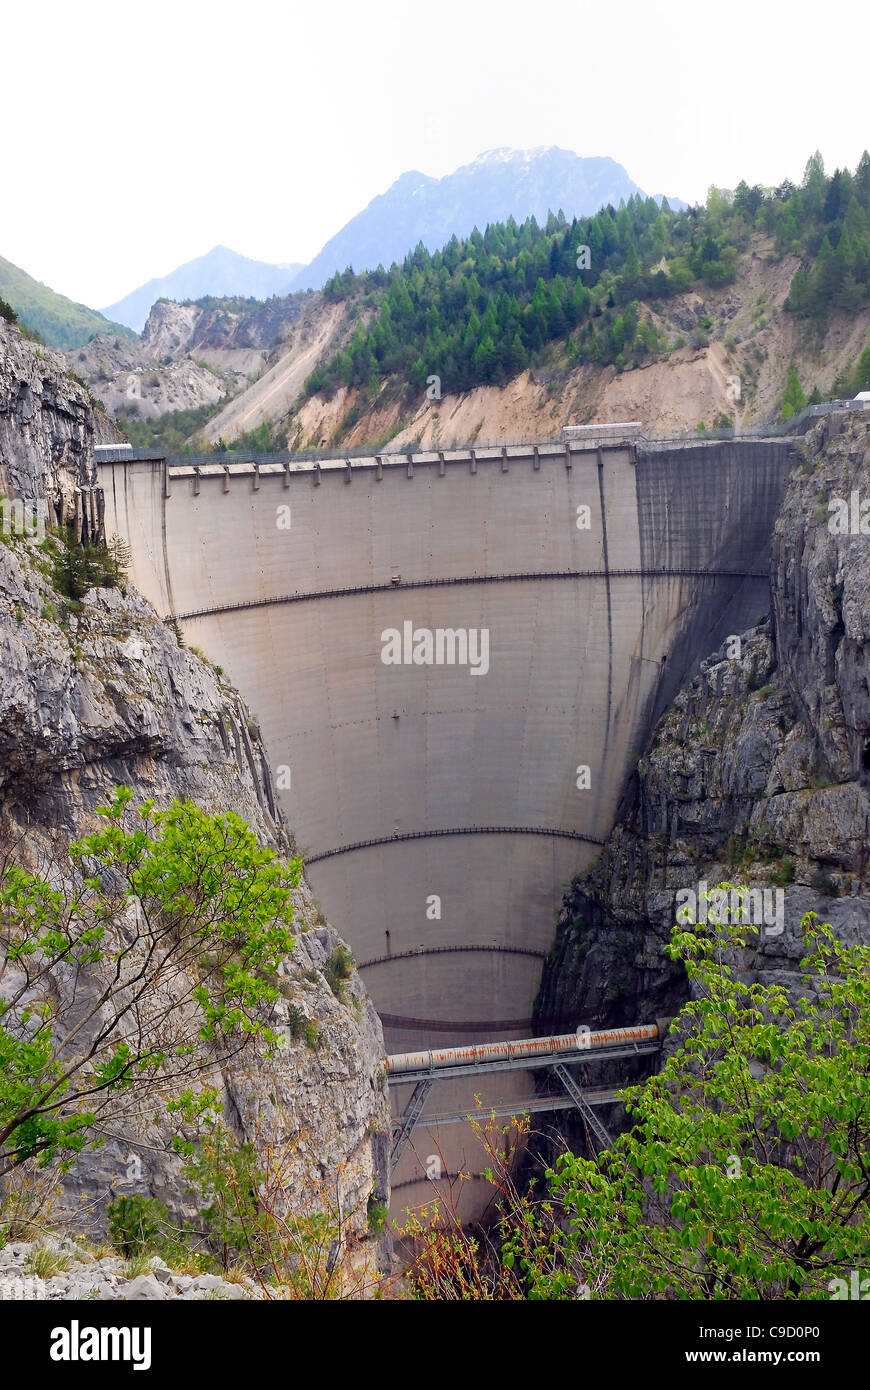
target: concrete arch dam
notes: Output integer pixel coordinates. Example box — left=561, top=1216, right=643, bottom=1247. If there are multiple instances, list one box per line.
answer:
left=97, top=437, right=794, bottom=1210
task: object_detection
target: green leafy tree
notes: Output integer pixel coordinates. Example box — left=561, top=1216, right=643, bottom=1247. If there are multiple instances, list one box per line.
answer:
left=0, top=788, right=300, bottom=1177
left=545, top=907, right=870, bottom=1300
left=406, top=903, right=870, bottom=1301
left=851, top=333, right=870, bottom=394
left=781, top=364, right=807, bottom=421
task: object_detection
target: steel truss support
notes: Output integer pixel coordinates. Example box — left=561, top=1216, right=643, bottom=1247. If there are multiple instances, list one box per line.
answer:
left=390, top=1077, right=434, bottom=1166
left=552, top=1063, right=612, bottom=1148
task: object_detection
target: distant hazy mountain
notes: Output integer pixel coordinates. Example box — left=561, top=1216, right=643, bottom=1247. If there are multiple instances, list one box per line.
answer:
left=0, top=254, right=133, bottom=350
left=291, top=147, right=687, bottom=291
left=102, top=246, right=306, bottom=333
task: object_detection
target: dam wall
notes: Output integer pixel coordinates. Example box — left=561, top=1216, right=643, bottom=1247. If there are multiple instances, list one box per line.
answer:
left=97, top=438, right=795, bottom=1213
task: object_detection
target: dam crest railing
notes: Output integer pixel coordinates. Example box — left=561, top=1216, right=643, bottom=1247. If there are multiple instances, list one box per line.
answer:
left=92, top=396, right=868, bottom=472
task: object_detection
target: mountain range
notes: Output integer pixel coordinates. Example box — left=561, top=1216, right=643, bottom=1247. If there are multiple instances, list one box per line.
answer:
left=103, top=148, right=687, bottom=330
left=288, top=146, right=686, bottom=291
left=2, top=148, right=688, bottom=346
left=101, top=245, right=306, bottom=333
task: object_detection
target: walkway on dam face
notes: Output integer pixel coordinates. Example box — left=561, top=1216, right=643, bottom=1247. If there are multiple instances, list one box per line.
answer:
left=170, top=566, right=770, bottom=623
left=386, top=1022, right=665, bottom=1161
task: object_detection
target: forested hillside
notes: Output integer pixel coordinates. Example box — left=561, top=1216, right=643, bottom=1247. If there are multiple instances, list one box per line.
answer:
left=302, top=151, right=870, bottom=406
left=0, top=253, right=133, bottom=349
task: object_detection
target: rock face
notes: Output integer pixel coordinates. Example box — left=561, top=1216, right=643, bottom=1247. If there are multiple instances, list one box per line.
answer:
left=0, top=320, right=120, bottom=523
left=536, top=413, right=870, bottom=1136
left=772, top=413, right=870, bottom=794
left=66, top=295, right=312, bottom=430
left=0, top=321, right=390, bottom=1249
left=0, top=1241, right=258, bottom=1300
left=0, top=1237, right=384, bottom=1300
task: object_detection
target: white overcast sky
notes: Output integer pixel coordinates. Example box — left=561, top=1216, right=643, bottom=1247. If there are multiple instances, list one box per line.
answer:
left=3, top=0, right=868, bottom=309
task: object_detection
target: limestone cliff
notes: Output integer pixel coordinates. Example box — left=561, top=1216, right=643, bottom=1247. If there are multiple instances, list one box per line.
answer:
left=67, top=294, right=320, bottom=424
left=0, top=320, right=120, bottom=528
left=536, top=412, right=870, bottom=1133
left=0, top=320, right=390, bottom=1246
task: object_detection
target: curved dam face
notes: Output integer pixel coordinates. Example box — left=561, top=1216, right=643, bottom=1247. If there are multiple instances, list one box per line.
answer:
left=98, top=438, right=794, bottom=1216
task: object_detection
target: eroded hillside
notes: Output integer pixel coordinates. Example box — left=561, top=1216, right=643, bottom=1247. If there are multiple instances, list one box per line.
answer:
left=284, top=236, right=870, bottom=450
left=68, top=291, right=356, bottom=433
left=81, top=233, right=870, bottom=455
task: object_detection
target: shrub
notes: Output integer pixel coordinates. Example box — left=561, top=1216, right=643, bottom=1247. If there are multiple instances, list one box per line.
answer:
left=323, top=946, right=354, bottom=1002
left=771, top=855, right=795, bottom=886
left=106, top=1194, right=168, bottom=1258
left=179, top=1122, right=373, bottom=1296
left=284, top=1003, right=311, bottom=1043
left=51, top=528, right=130, bottom=599
left=367, top=1198, right=388, bottom=1234
left=25, top=1245, right=73, bottom=1279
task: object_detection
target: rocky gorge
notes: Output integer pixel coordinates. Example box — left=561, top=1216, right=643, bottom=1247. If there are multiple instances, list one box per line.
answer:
left=0, top=319, right=390, bottom=1282
left=1, top=308, right=869, bottom=1296
left=535, top=409, right=870, bottom=1143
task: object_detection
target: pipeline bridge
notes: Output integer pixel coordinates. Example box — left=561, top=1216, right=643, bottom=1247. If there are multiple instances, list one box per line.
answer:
left=94, top=432, right=798, bottom=1218
left=387, top=1021, right=666, bottom=1163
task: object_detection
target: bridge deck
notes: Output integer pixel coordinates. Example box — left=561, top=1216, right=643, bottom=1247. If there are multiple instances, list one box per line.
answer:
left=387, top=1022, right=663, bottom=1081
